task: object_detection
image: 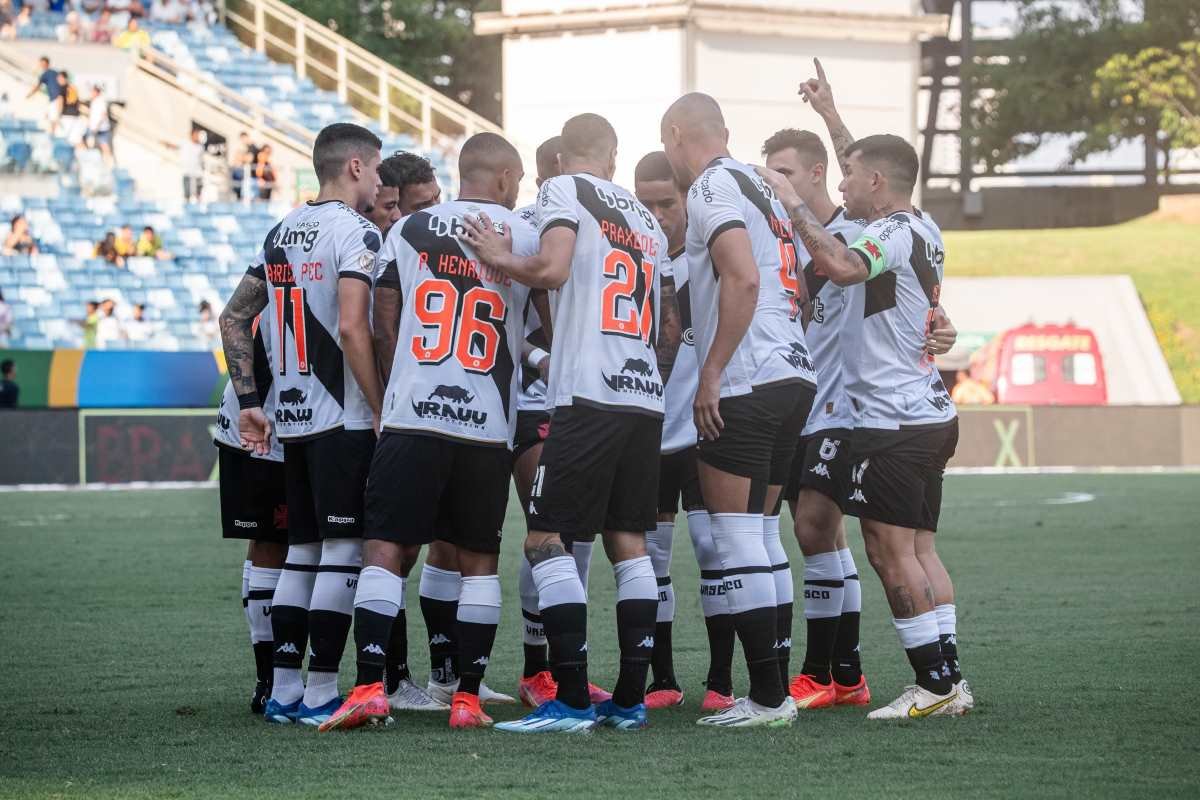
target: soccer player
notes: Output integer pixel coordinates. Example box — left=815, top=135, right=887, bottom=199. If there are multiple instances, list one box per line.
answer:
left=659, top=93, right=815, bottom=728
left=214, top=318, right=286, bottom=715
left=631, top=150, right=713, bottom=710
left=219, top=122, right=385, bottom=726
left=461, top=113, right=680, bottom=733
left=757, top=109, right=971, bottom=720
left=317, top=132, right=540, bottom=732
left=364, top=151, right=441, bottom=234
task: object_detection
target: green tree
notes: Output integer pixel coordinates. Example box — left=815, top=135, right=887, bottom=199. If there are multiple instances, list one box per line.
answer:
left=1094, top=40, right=1200, bottom=153
left=969, top=0, right=1200, bottom=170
left=282, top=0, right=501, bottom=123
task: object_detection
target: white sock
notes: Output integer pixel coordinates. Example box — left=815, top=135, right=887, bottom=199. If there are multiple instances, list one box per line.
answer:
left=688, top=510, right=727, bottom=618
left=709, top=513, right=775, bottom=615
left=763, top=515, right=793, bottom=606
left=247, top=566, right=281, bottom=644
left=571, top=540, right=594, bottom=595
left=646, top=521, right=675, bottom=623
left=519, top=557, right=546, bottom=646
left=241, top=559, right=252, bottom=641
left=838, top=547, right=861, bottom=614
left=802, top=551, right=844, bottom=619
left=354, top=565, right=404, bottom=617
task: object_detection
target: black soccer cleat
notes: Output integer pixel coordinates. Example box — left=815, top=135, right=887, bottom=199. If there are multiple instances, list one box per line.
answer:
left=250, top=680, right=272, bottom=715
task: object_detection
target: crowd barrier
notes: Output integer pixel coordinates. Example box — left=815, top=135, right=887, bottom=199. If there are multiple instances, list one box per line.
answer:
left=1, top=405, right=1198, bottom=487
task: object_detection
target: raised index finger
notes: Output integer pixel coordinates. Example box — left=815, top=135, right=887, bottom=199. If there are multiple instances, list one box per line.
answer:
left=814, top=57, right=827, bottom=83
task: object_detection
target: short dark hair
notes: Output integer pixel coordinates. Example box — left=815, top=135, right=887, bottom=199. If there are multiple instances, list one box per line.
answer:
left=312, top=123, right=382, bottom=183
left=762, top=128, right=827, bottom=167
left=633, top=151, right=685, bottom=192
left=10, top=214, right=22, bottom=228
left=458, top=132, right=520, bottom=181
left=378, top=151, right=435, bottom=192
left=1, top=359, right=13, bottom=376
left=535, top=136, right=562, bottom=181
left=846, top=134, right=919, bottom=194
left=58, top=70, right=69, bottom=80
left=561, top=113, right=617, bottom=161
left=198, top=300, right=212, bottom=312
left=143, top=226, right=154, bottom=234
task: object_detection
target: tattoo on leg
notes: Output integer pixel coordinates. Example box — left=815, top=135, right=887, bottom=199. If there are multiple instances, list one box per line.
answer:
left=525, top=539, right=568, bottom=566
left=887, top=585, right=917, bottom=618
left=924, top=584, right=935, bottom=607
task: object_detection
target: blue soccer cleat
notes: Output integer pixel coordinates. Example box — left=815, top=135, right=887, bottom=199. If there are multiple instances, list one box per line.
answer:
left=594, top=699, right=648, bottom=731
left=263, top=697, right=302, bottom=724
left=493, top=700, right=596, bottom=734
left=296, top=696, right=344, bottom=727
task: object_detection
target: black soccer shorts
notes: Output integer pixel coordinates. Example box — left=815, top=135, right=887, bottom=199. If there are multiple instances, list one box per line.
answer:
left=513, top=409, right=551, bottom=460
left=844, top=419, right=959, bottom=532
left=697, top=380, right=816, bottom=485
left=528, top=404, right=662, bottom=538
left=283, top=428, right=376, bottom=544
left=658, top=447, right=705, bottom=515
left=218, top=446, right=288, bottom=543
left=364, top=431, right=511, bottom=555
left=783, top=427, right=853, bottom=508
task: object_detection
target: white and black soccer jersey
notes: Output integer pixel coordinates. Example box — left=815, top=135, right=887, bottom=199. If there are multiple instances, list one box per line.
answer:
left=843, top=209, right=956, bottom=429
left=514, top=202, right=550, bottom=413
left=685, top=156, right=817, bottom=398
left=536, top=173, right=667, bottom=416
left=801, top=206, right=865, bottom=437
left=251, top=200, right=382, bottom=440
left=660, top=248, right=698, bottom=454
left=214, top=318, right=283, bottom=462
left=375, top=199, right=536, bottom=446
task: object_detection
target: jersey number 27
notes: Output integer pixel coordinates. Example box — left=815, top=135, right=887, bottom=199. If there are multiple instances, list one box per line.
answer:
left=600, top=250, right=654, bottom=344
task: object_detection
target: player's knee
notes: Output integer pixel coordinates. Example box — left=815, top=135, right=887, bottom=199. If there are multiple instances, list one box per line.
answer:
left=362, top=538, right=408, bottom=573
left=603, top=530, right=647, bottom=563
left=425, top=539, right=459, bottom=571
left=398, top=544, right=421, bottom=576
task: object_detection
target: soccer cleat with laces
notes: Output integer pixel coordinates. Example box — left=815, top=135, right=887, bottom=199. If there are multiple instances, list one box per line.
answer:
left=697, top=696, right=797, bottom=728
left=949, top=680, right=974, bottom=714
left=644, top=683, right=684, bottom=709
left=588, top=683, right=613, bottom=704
left=595, top=699, right=649, bottom=730
left=387, top=678, right=448, bottom=712
left=428, top=679, right=516, bottom=706
left=493, top=700, right=597, bottom=734
left=518, top=671, right=558, bottom=707
left=700, top=689, right=735, bottom=711
left=263, top=697, right=301, bottom=724
left=317, top=683, right=391, bottom=732
left=833, top=675, right=872, bottom=706
left=866, top=685, right=959, bottom=720
left=448, top=692, right=494, bottom=729
left=788, top=675, right=836, bottom=709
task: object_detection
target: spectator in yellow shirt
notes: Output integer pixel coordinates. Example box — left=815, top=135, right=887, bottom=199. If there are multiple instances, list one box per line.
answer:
left=113, top=18, right=150, bottom=52
left=114, top=225, right=136, bottom=258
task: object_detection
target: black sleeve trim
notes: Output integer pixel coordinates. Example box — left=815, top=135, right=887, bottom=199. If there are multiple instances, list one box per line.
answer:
left=247, top=263, right=265, bottom=280
left=541, top=218, right=579, bottom=236
left=338, top=270, right=372, bottom=285
left=374, top=261, right=401, bottom=290
left=851, top=247, right=872, bottom=271
left=706, top=219, right=746, bottom=251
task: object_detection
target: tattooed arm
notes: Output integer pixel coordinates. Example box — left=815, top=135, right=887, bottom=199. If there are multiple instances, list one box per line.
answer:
left=218, top=271, right=270, bottom=453
left=798, top=58, right=855, bottom=175
left=372, top=273, right=402, bottom=387
left=655, top=274, right=682, bottom=386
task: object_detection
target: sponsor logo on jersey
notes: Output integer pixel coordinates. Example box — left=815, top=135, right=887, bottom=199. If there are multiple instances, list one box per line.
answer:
left=681, top=326, right=695, bottom=346
left=601, top=361, right=664, bottom=399
left=273, top=222, right=319, bottom=253
left=592, top=185, right=655, bottom=230
left=279, top=388, right=307, bottom=405
left=217, top=411, right=231, bottom=430
left=781, top=341, right=815, bottom=372
left=411, top=384, right=488, bottom=428
left=812, top=296, right=826, bottom=324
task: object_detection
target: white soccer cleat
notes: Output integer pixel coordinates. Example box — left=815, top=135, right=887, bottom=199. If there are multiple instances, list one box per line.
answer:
left=949, top=680, right=974, bottom=714
left=387, top=678, right=449, bottom=712
left=427, top=679, right=516, bottom=706
left=866, top=685, right=960, bottom=720
left=696, top=696, right=797, bottom=728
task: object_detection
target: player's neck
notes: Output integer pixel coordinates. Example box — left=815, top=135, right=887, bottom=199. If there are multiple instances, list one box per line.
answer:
left=690, top=146, right=730, bottom=177
left=314, top=182, right=361, bottom=211
left=802, top=191, right=838, bottom=226
left=865, top=194, right=913, bottom=223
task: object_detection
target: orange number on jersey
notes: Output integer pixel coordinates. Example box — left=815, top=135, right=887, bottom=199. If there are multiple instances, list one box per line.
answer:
left=600, top=250, right=654, bottom=344
left=411, top=278, right=507, bottom=373
left=777, top=240, right=802, bottom=319
left=273, top=286, right=310, bottom=375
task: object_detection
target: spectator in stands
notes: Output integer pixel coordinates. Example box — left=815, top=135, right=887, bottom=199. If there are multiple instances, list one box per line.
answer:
left=0, top=1, right=14, bottom=41
left=254, top=145, right=276, bottom=201
left=57, top=10, right=86, bottom=43
left=89, top=8, right=113, bottom=43
left=85, top=84, right=114, bottom=167
left=0, top=359, right=17, bottom=409
left=3, top=215, right=39, bottom=257
left=79, top=300, right=100, bottom=348
left=8, top=4, right=31, bottom=39
left=113, top=17, right=150, bottom=52
left=0, top=289, right=12, bottom=347
left=189, top=0, right=216, bottom=27
left=94, top=231, right=124, bottom=268
left=96, top=298, right=122, bottom=349
left=152, top=0, right=186, bottom=24
left=114, top=225, right=136, bottom=259
left=195, top=299, right=219, bottom=348
left=181, top=128, right=205, bottom=202
left=229, top=131, right=256, bottom=200
left=56, top=71, right=85, bottom=146
left=136, top=226, right=171, bottom=259
left=124, top=302, right=151, bottom=347
left=26, top=57, right=61, bottom=132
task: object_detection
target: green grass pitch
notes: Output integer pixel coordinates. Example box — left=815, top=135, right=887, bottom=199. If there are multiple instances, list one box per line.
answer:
left=2, top=474, right=1198, bottom=799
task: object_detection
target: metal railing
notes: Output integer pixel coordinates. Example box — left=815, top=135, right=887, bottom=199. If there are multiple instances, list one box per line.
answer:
left=217, top=0, right=501, bottom=152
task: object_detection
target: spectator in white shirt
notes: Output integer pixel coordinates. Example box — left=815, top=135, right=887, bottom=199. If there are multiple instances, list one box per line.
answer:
left=124, top=302, right=152, bottom=347
left=96, top=298, right=122, bottom=349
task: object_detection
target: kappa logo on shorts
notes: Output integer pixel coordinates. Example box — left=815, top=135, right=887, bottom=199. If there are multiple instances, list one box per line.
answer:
left=430, top=634, right=451, bottom=645
left=327, top=515, right=356, bottom=524
left=637, top=636, right=655, bottom=648
left=849, top=489, right=868, bottom=504
left=809, top=462, right=831, bottom=479
left=234, top=519, right=259, bottom=528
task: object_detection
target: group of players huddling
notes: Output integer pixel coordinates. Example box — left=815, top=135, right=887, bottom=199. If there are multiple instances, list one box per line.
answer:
left=214, top=60, right=973, bottom=732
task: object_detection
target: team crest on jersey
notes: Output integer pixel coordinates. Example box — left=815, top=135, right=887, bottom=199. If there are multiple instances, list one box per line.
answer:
left=411, top=384, right=488, bottom=428
left=601, top=358, right=663, bottom=399
left=780, top=341, right=814, bottom=372
left=357, top=251, right=375, bottom=272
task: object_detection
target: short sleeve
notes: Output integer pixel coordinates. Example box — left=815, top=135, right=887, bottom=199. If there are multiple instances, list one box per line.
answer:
left=246, top=247, right=266, bottom=280
left=511, top=217, right=540, bottom=258
left=848, top=217, right=911, bottom=281
left=535, top=176, right=579, bottom=237
left=688, top=169, right=746, bottom=251
left=337, top=214, right=383, bottom=285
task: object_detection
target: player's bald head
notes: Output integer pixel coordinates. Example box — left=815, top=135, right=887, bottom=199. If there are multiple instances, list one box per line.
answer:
left=458, top=132, right=521, bottom=183
left=561, top=113, right=617, bottom=161
left=661, top=92, right=726, bottom=139
left=535, top=135, right=563, bottom=183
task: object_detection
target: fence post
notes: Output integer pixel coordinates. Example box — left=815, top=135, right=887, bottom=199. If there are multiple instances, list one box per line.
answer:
left=421, top=93, right=432, bottom=151
left=254, top=0, right=265, bottom=53
left=295, top=18, right=306, bottom=79
left=336, top=48, right=347, bottom=104
left=379, top=71, right=389, bottom=130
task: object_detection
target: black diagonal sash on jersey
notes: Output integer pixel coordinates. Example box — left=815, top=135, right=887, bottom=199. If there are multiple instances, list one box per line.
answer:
left=520, top=292, right=550, bottom=393
left=252, top=326, right=273, bottom=400
left=572, top=176, right=658, bottom=350
left=802, top=231, right=846, bottom=301
left=907, top=228, right=941, bottom=307
left=725, top=168, right=807, bottom=307
left=402, top=211, right=515, bottom=418
left=665, top=278, right=693, bottom=392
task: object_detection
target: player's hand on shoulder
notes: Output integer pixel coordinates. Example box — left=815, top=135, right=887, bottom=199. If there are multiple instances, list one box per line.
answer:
left=238, top=407, right=272, bottom=457
left=799, top=57, right=837, bottom=118
left=459, top=212, right=512, bottom=266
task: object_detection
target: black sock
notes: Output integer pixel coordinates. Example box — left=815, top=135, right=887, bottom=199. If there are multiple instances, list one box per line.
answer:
left=801, top=615, right=840, bottom=685
left=703, top=613, right=736, bottom=696
left=831, top=610, right=862, bottom=685
left=252, top=641, right=274, bottom=686
left=420, top=595, right=459, bottom=685
left=352, top=606, right=393, bottom=686
left=269, top=603, right=309, bottom=673
left=735, top=606, right=785, bottom=708
left=457, top=620, right=498, bottom=696
left=523, top=642, right=550, bottom=678
left=541, top=602, right=589, bottom=710
left=650, top=621, right=678, bottom=689
left=612, top=598, right=657, bottom=708
left=940, top=633, right=962, bottom=683
left=907, top=641, right=953, bottom=695
left=775, top=602, right=793, bottom=687
left=384, top=610, right=410, bottom=693
left=307, top=609, right=353, bottom=679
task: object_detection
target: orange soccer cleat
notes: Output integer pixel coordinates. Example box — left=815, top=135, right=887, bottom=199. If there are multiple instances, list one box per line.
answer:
left=588, top=683, right=613, bottom=704
left=317, top=682, right=391, bottom=732
left=788, top=675, right=836, bottom=709
left=448, top=691, right=494, bottom=729
left=518, top=671, right=558, bottom=708
left=644, top=687, right=684, bottom=709
left=700, top=689, right=735, bottom=711
left=832, top=675, right=872, bottom=706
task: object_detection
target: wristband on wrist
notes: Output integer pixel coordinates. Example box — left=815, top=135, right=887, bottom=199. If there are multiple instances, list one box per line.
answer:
left=528, top=347, right=550, bottom=368
left=237, top=391, right=260, bottom=410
